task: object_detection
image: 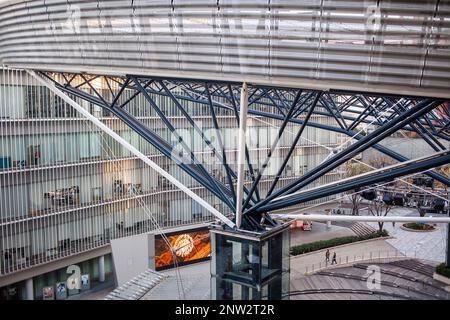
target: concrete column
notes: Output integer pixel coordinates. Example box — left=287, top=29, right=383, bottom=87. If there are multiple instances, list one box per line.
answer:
left=25, top=278, right=34, bottom=300
left=99, top=255, right=105, bottom=283
left=326, top=209, right=332, bottom=230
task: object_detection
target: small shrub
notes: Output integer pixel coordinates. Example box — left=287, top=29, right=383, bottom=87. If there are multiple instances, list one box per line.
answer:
left=290, top=230, right=388, bottom=256
left=436, top=263, right=450, bottom=278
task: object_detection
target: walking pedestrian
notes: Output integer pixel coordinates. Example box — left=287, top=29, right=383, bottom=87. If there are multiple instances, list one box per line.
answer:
left=332, top=252, right=337, bottom=265
left=325, top=249, right=330, bottom=263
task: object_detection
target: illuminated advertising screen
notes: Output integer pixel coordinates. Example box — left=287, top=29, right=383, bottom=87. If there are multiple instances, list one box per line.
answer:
left=154, top=228, right=211, bottom=270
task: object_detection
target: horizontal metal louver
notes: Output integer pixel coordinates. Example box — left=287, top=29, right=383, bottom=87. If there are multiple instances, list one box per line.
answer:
left=0, top=0, right=449, bottom=98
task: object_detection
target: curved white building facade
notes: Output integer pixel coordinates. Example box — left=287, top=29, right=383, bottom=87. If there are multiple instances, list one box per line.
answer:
left=0, top=0, right=449, bottom=98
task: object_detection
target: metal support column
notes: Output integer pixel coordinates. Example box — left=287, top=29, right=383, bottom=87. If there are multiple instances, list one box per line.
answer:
left=236, top=83, right=249, bottom=229
left=25, top=278, right=34, bottom=300
left=99, top=255, right=105, bottom=283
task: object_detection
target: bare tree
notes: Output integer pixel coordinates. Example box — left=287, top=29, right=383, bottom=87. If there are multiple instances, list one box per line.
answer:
left=368, top=197, right=392, bottom=233
left=345, top=154, right=397, bottom=219
left=345, top=161, right=371, bottom=215
left=418, top=207, right=427, bottom=217
left=349, top=193, right=362, bottom=216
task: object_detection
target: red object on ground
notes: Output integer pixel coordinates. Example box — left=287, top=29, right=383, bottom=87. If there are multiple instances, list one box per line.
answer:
left=302, top=222, right=312, bottom=231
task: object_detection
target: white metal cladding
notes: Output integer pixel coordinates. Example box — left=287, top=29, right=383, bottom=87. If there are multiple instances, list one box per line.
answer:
left=0, top=0, right=449, bottom=98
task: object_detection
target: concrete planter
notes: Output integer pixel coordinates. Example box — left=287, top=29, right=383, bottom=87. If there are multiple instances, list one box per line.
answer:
left=400, top=223, right=437, bottom=233
left=433, top=273, right=450, bottom=292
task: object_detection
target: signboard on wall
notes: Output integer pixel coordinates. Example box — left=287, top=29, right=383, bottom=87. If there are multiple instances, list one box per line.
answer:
left=56, top=282, right=67, bottom=300
left=154, top=228, right=211, bottom=271
left=43, top=286, right=54, bottom=300
left=81, top=274, right=90, bottom=291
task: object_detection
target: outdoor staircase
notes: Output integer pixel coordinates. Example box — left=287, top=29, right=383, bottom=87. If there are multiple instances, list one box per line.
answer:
left=389, top=259, right=436, bottom=277
left=350, top=222, right=377, bottom=237
left=104, top=269, right=168, bottom=300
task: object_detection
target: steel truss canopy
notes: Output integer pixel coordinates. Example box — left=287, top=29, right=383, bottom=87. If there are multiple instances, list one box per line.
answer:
left=36, top=70, right=450, bottom=231
left=1, top=0, right=450, bottom=98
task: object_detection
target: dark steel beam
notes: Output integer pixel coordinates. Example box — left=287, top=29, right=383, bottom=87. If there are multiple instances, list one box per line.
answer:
left=205, top=83, right=238, bottom=207
left=259, top=151, right=450, bottom=212
left=242, top=90, right=303, bottom=210
left=132, top=76, right=235, bottom=210
left=46, top=74, right=235, bottom=209
left=40, top=71, right=450, bottom=232
left=244, top=99, right=445, bottom=216
left=266, top=92, right=321, bottom=197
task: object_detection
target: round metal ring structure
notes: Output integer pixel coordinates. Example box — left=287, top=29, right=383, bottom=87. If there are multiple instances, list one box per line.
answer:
left=0, top=0, right=449, bottom=98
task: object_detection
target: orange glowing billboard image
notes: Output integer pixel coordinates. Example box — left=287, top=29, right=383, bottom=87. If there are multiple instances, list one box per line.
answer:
left=154, top=228, right=211, bottom=270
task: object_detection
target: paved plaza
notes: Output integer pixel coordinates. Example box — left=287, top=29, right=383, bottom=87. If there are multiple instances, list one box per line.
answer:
left=287, top=203, right=449, bottom=265
left=364, top=207, right=448, bottom=262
